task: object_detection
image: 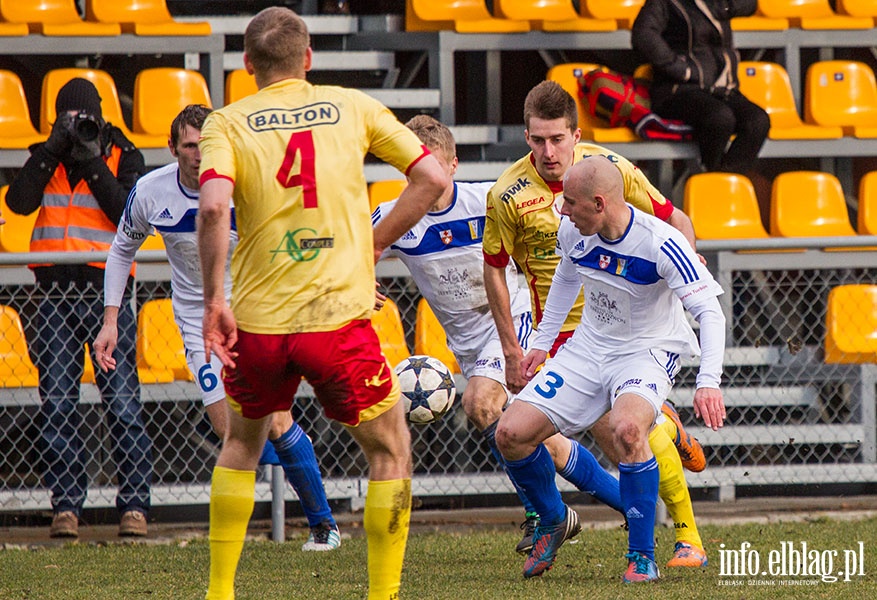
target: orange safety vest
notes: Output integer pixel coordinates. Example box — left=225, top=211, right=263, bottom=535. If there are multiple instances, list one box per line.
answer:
left=30, top=146, right=133, bottom=275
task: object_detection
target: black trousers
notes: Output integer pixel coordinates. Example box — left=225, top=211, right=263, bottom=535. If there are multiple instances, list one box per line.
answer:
left=653, top=88, right=770, bottom=174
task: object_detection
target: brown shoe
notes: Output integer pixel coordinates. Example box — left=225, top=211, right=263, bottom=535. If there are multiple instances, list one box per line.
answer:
left=119, top=510, right=147, bottom=537
left=50, top=511, right=79, bottom=538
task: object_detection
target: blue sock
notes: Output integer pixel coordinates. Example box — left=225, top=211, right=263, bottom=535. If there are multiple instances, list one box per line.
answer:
left=504, top=444, right=565, bottom=526
left=259, top=442, right=281, bottom=466
left=618, top=457, right=659, bottom=560
left=483, top=421, right=538, bottom=515
left=558, top=440, right=623, bottom=513
left=272, top=423, right=334, bottom=528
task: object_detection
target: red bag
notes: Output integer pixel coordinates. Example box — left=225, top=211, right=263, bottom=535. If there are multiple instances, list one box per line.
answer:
left=577, top=68, right=693, bottom=141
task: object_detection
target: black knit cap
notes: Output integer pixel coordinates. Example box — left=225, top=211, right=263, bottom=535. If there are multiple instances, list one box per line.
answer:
left=55, top=78, right=102, bottom=119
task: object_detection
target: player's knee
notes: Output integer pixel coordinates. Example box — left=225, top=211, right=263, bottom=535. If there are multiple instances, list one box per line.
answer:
left=461, top=392, right=502, bottom=431
left=612, top=420, right=648, bottom=459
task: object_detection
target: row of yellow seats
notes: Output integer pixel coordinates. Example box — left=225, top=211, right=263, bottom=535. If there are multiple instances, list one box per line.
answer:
left=0, top=67, right=212, bottom=150
left=406, top=0, right=877, bottom=33
left=372, top=297, right=461, bottom=374
left=0, top=0, right=208, bottom=37
left=0, top=298, right=189, bottom=388
left=548, top=60, right=877, bottom=143
left=685, top=170, right=876, bottom=240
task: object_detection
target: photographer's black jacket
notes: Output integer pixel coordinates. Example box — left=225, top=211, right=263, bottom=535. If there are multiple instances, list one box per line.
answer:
left=631, top=0, right=757, bottom=107
left=6, top=125, right=146, bottom=289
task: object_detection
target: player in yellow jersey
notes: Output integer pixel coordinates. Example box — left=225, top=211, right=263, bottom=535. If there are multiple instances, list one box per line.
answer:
left=483, top=80, right=709, bottom=568
left=196, top=8, right=447, bottom=600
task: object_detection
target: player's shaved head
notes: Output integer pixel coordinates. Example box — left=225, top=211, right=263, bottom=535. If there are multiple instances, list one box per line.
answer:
left=245, top=7, right=310, bottom=80
left=564, top=155, right=623, bottom=205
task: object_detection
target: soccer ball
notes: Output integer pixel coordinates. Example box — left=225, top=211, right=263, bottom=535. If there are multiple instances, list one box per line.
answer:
left=394, top=355, right=457, bottom=425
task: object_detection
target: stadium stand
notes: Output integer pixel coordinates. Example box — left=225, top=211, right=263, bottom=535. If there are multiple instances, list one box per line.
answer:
left=224, top=68, right=257, bottom=104
left=494, top=0, right=617, bottom=32
left=0, top=70, right=45, bottom=149
left=136, top=298, right=191, bottom=384
left=737, top=61, right=843, bottom=139
left=0, top=304, right=38, bottom=387
left=770, top=171, right=858, bottom=237
left=805, top=60, right=877, bottom=137
left=414, top=298, right=460, bottom=374
left=132, top=68, right=212, bottom=144
left=368, top=179, right=407, bottom=212
left=825, top=284, right=877, bottom=363
left=858, top=171, right=877, bottom=235
left=405, top=0, right=530, bottom=33
left=582, top=0, right=644, bottom=28
left=683, top=173, right=770, bottom=240
left=371, top=297, right=410, bottom=368
left=0, top=0, right=121, bottom=36
left=86, top=0, right=212, bottom=36
left=758, top=0, right=873, bottom=28
left=0, top=184, right=39, bottom=253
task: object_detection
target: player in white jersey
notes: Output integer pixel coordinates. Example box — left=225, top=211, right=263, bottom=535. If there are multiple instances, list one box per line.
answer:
left=496, top=156, right=726, bottom=582
left=93, top=105, right=341, bottom=551
left=375, top=116, right=626, bottom=554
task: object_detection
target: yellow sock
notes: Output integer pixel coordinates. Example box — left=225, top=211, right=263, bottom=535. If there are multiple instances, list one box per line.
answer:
left=205, top=466, right=256, bottom=600
left=660, top=416, right=678, bottom=444
left=649, top=427, right=703, bottom=549
left=364, top=479, right=412, bottom=600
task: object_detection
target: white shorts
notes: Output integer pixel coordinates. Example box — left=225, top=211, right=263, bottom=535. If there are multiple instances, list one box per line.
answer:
left=177, top=315, right=227, bottom=407
left=515, top=345, right=681, bottom=437
left=455, top=311, right=533, bottom=387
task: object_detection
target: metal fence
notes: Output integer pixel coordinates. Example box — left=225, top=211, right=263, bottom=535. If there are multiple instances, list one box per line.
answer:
left=1, top=240, right=876, bottom=518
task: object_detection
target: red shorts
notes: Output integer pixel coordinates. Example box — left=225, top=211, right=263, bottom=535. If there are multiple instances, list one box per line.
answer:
left=223, top=319, right=399, bottom=426
left=550, top=330, right=574, bottom=357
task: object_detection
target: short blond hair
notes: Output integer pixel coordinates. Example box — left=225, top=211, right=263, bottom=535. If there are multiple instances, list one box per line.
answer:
left=405, top=115, right=456, bottom=162
left=244, top=7, right=310, bottom=79
left=523, top=80, right=578, bottom=131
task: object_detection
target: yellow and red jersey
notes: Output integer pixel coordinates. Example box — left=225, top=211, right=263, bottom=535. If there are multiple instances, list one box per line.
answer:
left=483, top=142, right=673, bottom=331
left=200, top=78, right=428, bottom=334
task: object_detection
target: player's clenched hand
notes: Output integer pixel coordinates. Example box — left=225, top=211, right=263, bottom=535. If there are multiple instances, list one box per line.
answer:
left=693, top=387, right=725, bottom=431
left=521, top=349, right=548, bottom=382
left=203, top=302, right=238, bottom=369
left=93, top=324, right=118, bottom=373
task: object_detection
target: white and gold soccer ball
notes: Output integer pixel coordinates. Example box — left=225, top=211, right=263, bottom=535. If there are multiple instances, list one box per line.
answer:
left=394, top=355, right=457, bottom=425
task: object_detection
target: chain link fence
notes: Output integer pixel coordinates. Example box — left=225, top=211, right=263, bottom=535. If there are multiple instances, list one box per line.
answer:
left=1, top=242, right=876, bottom=516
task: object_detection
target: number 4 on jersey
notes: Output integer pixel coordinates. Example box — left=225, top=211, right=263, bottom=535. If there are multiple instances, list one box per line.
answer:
left=276, top=130, right=317, bottom=208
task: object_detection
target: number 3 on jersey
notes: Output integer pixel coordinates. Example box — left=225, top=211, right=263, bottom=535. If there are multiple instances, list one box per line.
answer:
left=534, top=370, right=564, bottom=399
left=276, top=130, right=317, bottom=208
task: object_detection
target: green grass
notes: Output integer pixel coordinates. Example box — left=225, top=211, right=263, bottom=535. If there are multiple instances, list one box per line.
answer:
left=1, top=516, right=875, bottom=599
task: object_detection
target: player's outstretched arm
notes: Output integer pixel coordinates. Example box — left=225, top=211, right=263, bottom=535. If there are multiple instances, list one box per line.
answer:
left=484, top=261, right=527, bottom=393
left=373, top=154, right=446, bottom=263
left=94, top=306, right=120, bottom=372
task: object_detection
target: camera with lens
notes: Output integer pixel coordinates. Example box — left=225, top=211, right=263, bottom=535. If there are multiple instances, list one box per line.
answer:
left=71, top=112, right=101, bottom=143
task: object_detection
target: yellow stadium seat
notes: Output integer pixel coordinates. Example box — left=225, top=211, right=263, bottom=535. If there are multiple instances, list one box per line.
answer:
left=0, top=70, right=44, bottom=149
left=495, top=0, right=617, bottom=31
left=139, top=232, right=166, bottom=251
left=837, top=0, right=877, bottom=17
left=758, top=0, right=872, bottom=28
left=0, top=0, right=120, bottom=35
left=133, top=69, right=212, bottom=143
left=86, top=0, right=211, bottom=36
left=545, top=63, right=638, bottom=142
left=731, top=13, right=790, bottom=30
left=770, top=171, right=857, bottom=238
left=0, top=185, right=39, bottom=253
left=371, top=298, right=410, bottom=370
left=414, top=299, right=461, bottom=373
left=369, top=180, right=408, bottom=213
left=684, top=173, right=769, bottom=240
left=40, top=68, right=160, bottom=148
left=738, top=61, right=843, bottom=140
left=825, top=284, right=877, bottom=363
left=583, top=0, right=644, bottom=28
left=805, top=61, right=877, bottom=138
left=0, top=14, right=28, bottom=35
left=0, top=304, right=38, bottom=387
left=407, top=0, right=530, bottom=33
left=82, top=343, right=96, bottom=384
left=858, top=171, right=877, bottom=235
left=136, top=298, right=190, bottom=383
left=225, top=69, right=258, bottom=105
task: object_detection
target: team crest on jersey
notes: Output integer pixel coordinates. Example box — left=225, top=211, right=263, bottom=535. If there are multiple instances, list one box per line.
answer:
left=599, top=254, right=611, bottom=269
left=615, top=258, right=628, bottom=276
left=468, top=219, right=482, bottom=240
left=440, top=229, right=453, bottom=244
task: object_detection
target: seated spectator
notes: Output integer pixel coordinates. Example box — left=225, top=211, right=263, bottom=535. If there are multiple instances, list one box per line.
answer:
left=632, top=0, right=769, bottom=174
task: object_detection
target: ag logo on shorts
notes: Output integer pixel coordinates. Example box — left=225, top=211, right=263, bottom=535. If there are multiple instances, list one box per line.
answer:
left=270, top=227, right=334, bottom=262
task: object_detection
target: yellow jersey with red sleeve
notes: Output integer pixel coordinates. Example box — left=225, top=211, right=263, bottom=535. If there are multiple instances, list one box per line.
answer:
left=199, top=78, right=429, bottom=335
left=483, top=142, right=673, bottom=331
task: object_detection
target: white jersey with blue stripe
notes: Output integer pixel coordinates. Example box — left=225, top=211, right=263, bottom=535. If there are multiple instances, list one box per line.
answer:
left=536, top=204, right=723, bottom=358
left=373, top=181, right=531, bottom=356
left=108, top=162, right=237, bottom=322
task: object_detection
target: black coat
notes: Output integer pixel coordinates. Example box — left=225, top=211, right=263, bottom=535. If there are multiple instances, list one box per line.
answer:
left=631, top=0, right=757, bottom=107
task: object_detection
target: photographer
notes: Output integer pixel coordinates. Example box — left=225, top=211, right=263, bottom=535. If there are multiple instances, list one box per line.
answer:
left=6, top=78, right=153, bottom=539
